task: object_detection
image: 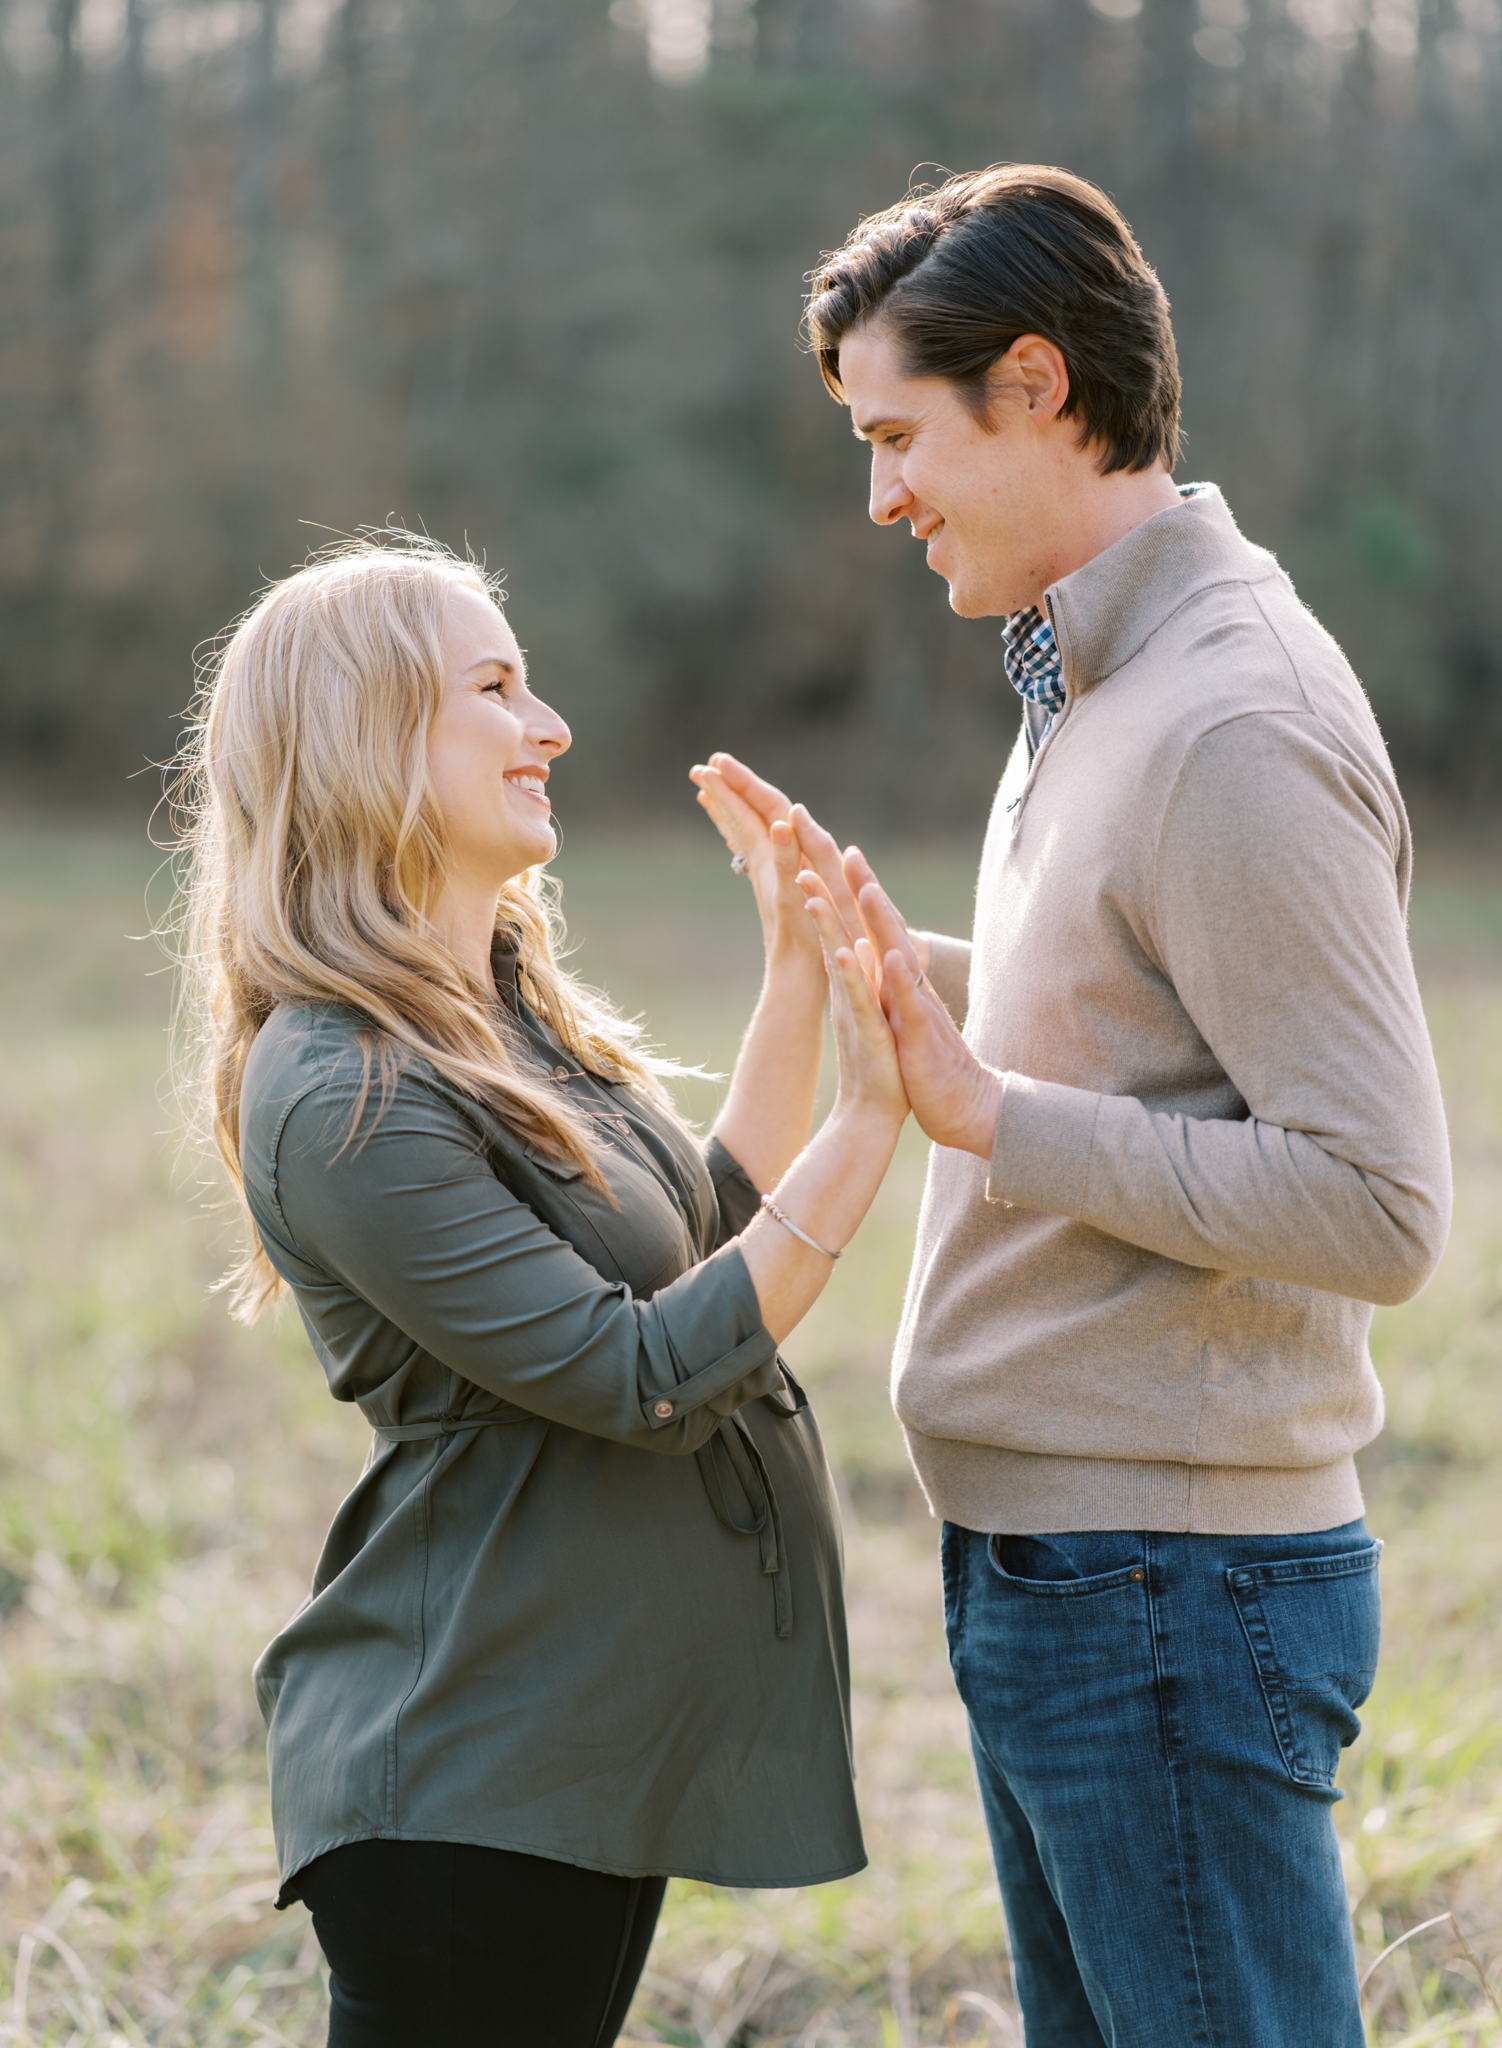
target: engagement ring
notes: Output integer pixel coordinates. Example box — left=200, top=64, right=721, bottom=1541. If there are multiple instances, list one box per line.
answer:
left=730, top=852, right=748, bottom=875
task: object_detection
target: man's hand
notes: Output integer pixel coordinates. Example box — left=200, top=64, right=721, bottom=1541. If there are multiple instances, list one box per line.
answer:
left=844, top=851, right=1003, bottom=1160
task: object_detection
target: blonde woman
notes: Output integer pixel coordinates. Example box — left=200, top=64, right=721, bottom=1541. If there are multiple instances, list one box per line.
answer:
left=177, top=536, right=906, bottom=2047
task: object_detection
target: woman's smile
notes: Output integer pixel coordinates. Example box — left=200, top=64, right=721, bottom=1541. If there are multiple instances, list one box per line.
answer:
left=426, top=584, right=571, bottom=922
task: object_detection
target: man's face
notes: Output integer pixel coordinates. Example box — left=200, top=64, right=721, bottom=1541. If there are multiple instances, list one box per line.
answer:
left=839, top=319, right=1067, bottom=618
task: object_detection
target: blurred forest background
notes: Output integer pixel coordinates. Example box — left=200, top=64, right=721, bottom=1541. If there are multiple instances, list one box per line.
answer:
left=3, top=4, right=1502, bottom=2040
left=2, top=0, right=1501, bottom=828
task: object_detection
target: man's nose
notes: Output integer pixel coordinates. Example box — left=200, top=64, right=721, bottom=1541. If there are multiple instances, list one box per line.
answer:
left=869, top=455, right=911, bottom=528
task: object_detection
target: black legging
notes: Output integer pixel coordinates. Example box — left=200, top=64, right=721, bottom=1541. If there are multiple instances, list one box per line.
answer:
left=297, top=1839, right=668, bottom=2048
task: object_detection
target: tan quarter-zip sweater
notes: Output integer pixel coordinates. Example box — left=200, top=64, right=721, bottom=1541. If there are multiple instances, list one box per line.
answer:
left=895, top=485, right=1452, bottom=1535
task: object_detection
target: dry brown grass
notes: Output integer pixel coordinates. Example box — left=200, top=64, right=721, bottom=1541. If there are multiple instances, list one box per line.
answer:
left=0, top=818, right=1497, bottom=2045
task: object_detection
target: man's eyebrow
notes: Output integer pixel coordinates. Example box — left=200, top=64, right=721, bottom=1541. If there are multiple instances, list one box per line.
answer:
left=851, top=415, right=909, bottom=442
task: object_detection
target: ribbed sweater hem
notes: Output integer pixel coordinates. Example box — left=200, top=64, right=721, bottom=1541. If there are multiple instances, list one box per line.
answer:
left=904, top=1432, right=1366, bottom=1536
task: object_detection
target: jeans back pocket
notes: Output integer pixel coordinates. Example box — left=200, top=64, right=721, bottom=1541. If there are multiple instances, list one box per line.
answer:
left=1228, top=1541, right=1382, bottom=1788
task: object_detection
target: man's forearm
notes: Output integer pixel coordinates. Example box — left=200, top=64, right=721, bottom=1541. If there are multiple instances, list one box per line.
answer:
left=913, top=932, right=972, bottom=1029
left=987, top=1071, right=1450, bottom=1308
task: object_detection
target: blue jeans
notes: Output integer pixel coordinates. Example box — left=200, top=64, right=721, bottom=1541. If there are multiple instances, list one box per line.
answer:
left=941, top=1519, right=1380, bottom=2048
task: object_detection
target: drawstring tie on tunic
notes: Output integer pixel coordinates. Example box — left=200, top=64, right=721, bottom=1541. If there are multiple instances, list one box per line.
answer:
left=696, top=1417, right=793, bottom=1639
left=369, top=1384, right=805, bottom=1642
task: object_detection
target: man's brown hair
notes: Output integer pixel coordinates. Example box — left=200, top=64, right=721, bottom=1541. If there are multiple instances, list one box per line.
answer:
left=805, top=164, right=1183, bottom=476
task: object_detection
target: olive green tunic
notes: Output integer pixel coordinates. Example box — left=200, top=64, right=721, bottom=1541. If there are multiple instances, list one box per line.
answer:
left=239, top=945, right=863, bottom=1904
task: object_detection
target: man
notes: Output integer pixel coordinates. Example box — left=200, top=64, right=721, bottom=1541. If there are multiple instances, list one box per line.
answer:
left=713, top=165, right=1451, bottom=2046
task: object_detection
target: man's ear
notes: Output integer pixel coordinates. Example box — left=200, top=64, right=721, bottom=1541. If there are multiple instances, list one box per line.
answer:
left=990, top=333, right=1070, bottom=427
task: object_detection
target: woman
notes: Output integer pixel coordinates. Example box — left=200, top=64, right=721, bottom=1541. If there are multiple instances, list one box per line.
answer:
left=176, top=535, right=907, bottom=2047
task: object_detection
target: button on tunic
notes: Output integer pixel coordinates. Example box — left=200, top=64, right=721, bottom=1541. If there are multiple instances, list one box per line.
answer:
left=239, top=949, right=864, bottom=1904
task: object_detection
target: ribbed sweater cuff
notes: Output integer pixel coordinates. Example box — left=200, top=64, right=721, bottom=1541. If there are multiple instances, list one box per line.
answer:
left=988, top=1072, right=1102, bottom=1216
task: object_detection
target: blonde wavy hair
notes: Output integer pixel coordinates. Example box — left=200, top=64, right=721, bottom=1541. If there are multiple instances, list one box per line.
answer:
left=171, top=534, right=679, bottom=1323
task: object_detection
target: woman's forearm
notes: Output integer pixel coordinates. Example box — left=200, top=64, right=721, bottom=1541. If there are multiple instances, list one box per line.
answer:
left=720, top=853, right=909, bottom=1342
left=737, top=1102, right=903, bottom=1343
left=711, top=953, right=827, bottom=1193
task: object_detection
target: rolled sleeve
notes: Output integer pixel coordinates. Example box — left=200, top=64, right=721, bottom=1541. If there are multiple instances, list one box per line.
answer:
left=704, top=1133, right=761, bottom=1247
left=638, top=1329, right=780, bottom=1432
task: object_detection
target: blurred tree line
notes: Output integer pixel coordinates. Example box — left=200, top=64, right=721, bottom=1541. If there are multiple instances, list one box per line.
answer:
left=1, top=0, right=1499, bottom=830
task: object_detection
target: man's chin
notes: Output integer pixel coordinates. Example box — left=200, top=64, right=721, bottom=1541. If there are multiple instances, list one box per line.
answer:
left=944, top=578, right=1005, bottom=621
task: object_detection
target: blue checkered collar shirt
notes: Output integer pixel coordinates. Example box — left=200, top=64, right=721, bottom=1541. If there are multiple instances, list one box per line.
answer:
left=1000, top=606, right=1064, bottom=755
left=1001, top=486, right=1207, bottom=750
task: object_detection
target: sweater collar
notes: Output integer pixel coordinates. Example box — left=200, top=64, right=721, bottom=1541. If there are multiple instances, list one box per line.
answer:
left=1043, top=483, right=1277, bottom=705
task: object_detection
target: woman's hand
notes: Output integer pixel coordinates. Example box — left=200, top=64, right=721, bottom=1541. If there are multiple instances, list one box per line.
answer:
left=697, top=752, right=931, bottom=979
left=690, top=756, right=822, bottom=975
left=735, top=872, right=908, bottom=1344
left=802, top=872, right=908, bottom=1130
left=698, top=756, right=827, bottom=1192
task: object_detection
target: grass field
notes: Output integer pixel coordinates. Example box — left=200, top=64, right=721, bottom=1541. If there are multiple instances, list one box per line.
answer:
left=0, top=812, right=1498, bottom=2047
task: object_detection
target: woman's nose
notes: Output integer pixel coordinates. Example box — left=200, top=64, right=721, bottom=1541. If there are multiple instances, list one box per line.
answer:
left=534, top=705, right=571, bottom=757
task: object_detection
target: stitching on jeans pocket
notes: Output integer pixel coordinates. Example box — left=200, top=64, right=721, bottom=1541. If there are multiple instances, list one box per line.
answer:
left=985, top=1534, right=1147, bottom=1597
left=1227, top=1543, right=1382, bottom=1788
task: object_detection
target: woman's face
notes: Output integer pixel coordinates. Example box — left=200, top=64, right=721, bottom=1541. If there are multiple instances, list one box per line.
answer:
left=427, top=583, right=571, bottom=887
